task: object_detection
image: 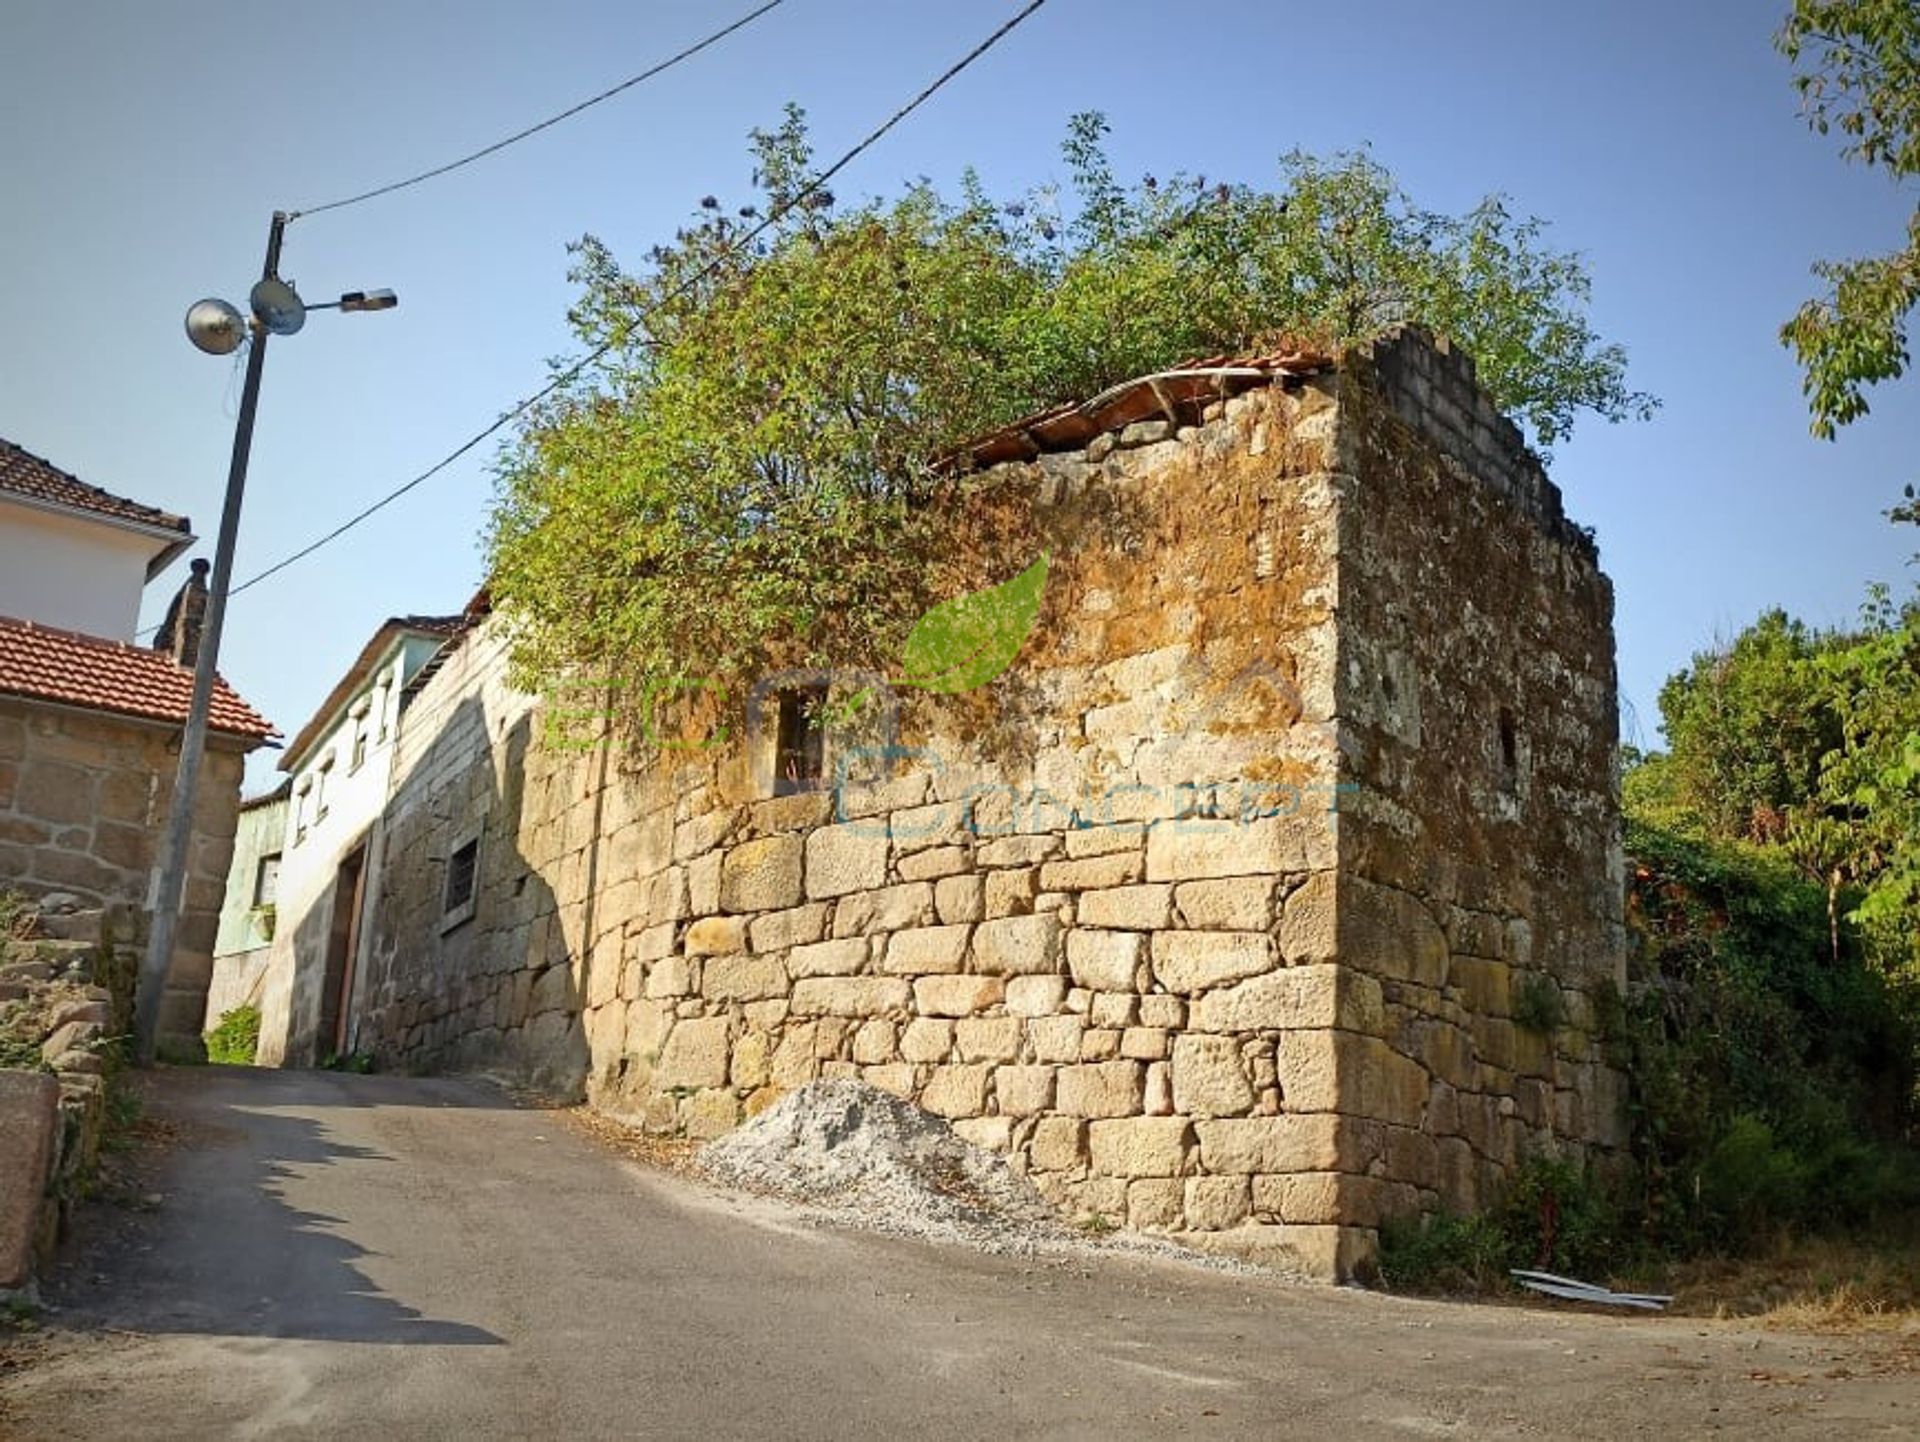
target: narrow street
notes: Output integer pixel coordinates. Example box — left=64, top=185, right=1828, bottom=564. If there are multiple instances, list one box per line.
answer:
left=2, top=1068, right=1910, bottom=1439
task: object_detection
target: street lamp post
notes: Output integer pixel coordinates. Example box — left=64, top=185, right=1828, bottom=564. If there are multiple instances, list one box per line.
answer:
left=133, top=212, right=395, bottom=1065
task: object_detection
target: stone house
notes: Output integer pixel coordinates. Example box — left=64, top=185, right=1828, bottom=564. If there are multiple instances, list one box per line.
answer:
left=0, top=439, right=275, bottom=1045
left=0, top=619, right=275, bottom=1041
left=344, top=327, right=1625, bottom=1277
left=245, top=615, right=462, bottom=1067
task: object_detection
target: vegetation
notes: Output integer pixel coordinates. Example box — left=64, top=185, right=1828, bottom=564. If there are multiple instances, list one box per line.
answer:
left=1381, top=1155, right=1624, bottom=1291
left=1777, top=0, right=1920, bottom=436
left=0, top=890, right=33, bottom=942
left=487, top=110, right=1652, bottom=724
left=204, top=1005, right=262, bottom=1066
left=1653, top=588, right=1920, bottom=979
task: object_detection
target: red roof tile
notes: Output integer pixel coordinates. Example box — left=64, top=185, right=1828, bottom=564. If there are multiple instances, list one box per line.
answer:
left=0, top=616, right=276, bottom=743
left=0, top=437, right=190, bottom=535
left=940, top=347, right=1334, bottom=474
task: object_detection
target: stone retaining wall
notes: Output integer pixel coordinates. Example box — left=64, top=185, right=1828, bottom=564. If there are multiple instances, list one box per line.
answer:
left=0, top=902, right=133, bottom=1296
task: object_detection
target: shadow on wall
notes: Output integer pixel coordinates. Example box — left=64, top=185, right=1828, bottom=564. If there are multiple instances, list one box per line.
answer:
left=280, top=871, right=344, bottom=1068
left=361, top=695, right=588, bottom=1097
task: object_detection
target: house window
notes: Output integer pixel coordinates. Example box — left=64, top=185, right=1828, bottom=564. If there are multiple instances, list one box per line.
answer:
left=254, top=853, right=281, bottom=908
left=349, top=700, right=372, bottom=772
left=774, top=686, right=827, bottom=796
left=314, top=753, right=334, bottom=822
left=442, top=834, right=480, bottom=931
left=293, top=779, right=312, bottom=844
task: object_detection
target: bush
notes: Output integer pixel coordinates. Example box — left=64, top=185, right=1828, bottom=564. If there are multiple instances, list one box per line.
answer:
left=1619, top=816, right=1920, bottom=1253
left=1380, top=1154, right=1630, bottom=1290
left=204, top=1005, right=261, bottom=1066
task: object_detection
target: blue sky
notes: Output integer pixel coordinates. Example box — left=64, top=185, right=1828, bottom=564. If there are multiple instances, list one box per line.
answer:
left=3, top=0, right=1915, bottom=789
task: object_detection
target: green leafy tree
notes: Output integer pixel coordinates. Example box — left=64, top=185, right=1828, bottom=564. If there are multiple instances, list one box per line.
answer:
left=1650, top=590, right=1920, bottom=975
left=1777, top=0, right=1920, bottom=436
left=1657, top=610, right=1840, bottom=840
left=1810, top=592, right=1920, bottom=967
left=488, top=110, right=1654, bottom=717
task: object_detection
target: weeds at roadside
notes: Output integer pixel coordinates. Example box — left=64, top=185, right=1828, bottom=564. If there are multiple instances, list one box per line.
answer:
left=204, top=1005, right=260, bottom=1066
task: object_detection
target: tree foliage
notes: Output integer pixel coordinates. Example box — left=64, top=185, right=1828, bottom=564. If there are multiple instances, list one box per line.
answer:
left=1644, top=588, right=1920, bottom=975
left=488, top=110, right=1653, bottom=712
left=1616, top=596, right=1920, bottom=1258
left=1777, top=0, right=1920, bottom=436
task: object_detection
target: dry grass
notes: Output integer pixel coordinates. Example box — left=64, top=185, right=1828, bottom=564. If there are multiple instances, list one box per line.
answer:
left=1666, top=1236, right=1920, bottom=1335
left=563, top=1104, right=701, bottom=1174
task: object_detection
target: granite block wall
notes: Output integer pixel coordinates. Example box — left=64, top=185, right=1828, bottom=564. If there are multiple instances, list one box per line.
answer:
left=353, top=329, right=1624, bottom=1277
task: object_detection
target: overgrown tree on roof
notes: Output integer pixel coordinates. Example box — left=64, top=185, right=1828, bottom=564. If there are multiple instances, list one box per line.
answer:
left=486, top=110, right=1655, bottom=713
left=1777, top=0, right=1920, bottom=437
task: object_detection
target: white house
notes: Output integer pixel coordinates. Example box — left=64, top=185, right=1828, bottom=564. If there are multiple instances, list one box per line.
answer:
left=249, top=614, right=463, bottom=1066
left=0, top=437, right=194, bottom=639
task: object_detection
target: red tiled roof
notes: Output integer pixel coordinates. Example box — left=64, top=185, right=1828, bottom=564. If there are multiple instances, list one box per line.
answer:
left=0, top=616, right=276, bottom=743
left=0, top=438, right=191, bottom=536
left=940, top=347, right=1334, bottom=474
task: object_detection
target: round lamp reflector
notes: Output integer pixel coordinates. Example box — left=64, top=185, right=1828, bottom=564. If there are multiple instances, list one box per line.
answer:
left=250, top=278, right=306, bottom=336
left=185, top=298, right=247, bottom=355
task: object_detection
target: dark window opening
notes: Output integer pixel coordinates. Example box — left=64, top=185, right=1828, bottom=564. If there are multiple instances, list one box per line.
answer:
left=254, top=853, right=281, bottom=908
left=775, top=686, right=828, bottom=796
left=444, top=838, right=479, bottom=917
left=1498, top=708, right=1519, bottom=774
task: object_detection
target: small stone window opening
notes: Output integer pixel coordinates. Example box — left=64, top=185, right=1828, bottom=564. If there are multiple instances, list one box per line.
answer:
left=293, top=778, right=312, bottom=845
left=254, top=853, right=281, bottom=908
left=442, top=836, right=480, bottom=930
left=774, top=685, right=828, bottom=796
left=1498, top=708, right=1520, bottom=779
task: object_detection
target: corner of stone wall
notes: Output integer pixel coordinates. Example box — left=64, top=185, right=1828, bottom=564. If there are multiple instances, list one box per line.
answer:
left=1311, top=326, right=1629, bottom=1259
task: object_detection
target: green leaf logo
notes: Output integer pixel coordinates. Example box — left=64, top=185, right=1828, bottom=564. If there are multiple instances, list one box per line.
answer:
left=898, top=555, right=1049, bottom=693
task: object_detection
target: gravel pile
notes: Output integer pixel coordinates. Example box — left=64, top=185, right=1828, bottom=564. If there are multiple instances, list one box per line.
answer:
left=698, top=1080, right=1054, bottom=1247
left=695, top=1079, right=1257, bottom=1271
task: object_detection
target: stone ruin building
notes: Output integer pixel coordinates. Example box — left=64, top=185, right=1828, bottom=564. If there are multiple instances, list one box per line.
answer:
left=338, top=326, right=1625, bottom=1278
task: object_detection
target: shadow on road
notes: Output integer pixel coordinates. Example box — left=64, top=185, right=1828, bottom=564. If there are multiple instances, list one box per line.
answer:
left=44, top=1068, right=506, bottom=1347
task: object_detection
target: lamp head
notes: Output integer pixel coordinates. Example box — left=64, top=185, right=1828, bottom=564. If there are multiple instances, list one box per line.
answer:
left=339, top=289, right=398, bottom=313
left=184, top=298, right=247, bottom=356
left=250, top=277, right=307, bottom=336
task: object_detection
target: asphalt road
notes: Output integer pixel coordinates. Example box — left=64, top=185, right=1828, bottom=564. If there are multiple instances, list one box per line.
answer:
left=2, top=1067, right=1913, bottom=1440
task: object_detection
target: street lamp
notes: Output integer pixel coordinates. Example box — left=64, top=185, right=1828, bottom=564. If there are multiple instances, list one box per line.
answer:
left=133, top=211, right=396, bottom=1065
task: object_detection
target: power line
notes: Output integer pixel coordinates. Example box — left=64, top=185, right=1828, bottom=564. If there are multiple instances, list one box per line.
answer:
left=215, top=0, right=1051, bottom=608
left=287, top=0, right=787, bottom=221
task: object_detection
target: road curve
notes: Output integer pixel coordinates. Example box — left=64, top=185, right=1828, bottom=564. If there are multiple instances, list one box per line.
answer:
left=2, top=1068, right=1910, bottom=1439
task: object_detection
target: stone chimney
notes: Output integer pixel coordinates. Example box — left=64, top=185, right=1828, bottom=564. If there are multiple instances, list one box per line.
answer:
left=153, top=558, right=210, bottom=669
